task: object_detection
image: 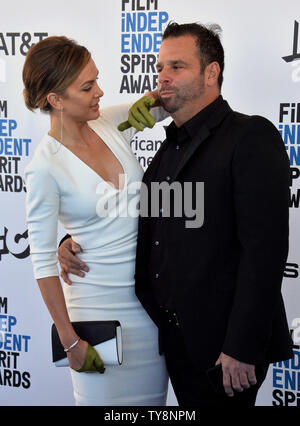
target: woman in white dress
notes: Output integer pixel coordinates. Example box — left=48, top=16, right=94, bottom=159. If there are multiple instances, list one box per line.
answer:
left=23, top=36, right=168, bottom=405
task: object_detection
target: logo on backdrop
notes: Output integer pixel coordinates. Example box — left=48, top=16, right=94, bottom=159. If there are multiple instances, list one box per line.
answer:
left=119, top=0, right=168, bottom=94
left=129, top=131, right=164, bottom=168
left=0, top=297, right=31, bottom=389
left=0, top=100, right=31, bottom=192
left=278, top=103, right=300, bottom=208
left=0, top=227, right=30, bottom=261
left=0, top=32, right=48, bottom=56
left=282, top=20, right=300, bottom=83
left=284, top=262, right=299, bottom=279
left=119, top=0, right=170, bottom=169
left=272, top=324, right=300, bottom=406
left=0, top=33, right=48, bottom=83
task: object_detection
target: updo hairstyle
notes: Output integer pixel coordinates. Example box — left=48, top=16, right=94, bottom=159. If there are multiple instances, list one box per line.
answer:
left=22, top=36, right=91, bottom=112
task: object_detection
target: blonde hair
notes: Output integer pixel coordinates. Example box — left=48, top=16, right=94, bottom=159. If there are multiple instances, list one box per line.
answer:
left=22, top=36, right=91, bottom=112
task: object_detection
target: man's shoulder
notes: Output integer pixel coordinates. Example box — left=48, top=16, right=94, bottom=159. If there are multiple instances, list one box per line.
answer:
left=222, top=109, right=279, bottom=141
left=228, top=109, right=276, bottom=130
left=225, top=110, right=286, bottom=162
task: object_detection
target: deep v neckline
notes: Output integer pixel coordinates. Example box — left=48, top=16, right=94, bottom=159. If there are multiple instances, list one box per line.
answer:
left=48, top=127, right=126, bottom=191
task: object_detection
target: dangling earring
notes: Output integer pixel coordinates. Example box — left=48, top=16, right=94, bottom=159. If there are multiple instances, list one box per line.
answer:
left=60, top=106, right=63, bottom=144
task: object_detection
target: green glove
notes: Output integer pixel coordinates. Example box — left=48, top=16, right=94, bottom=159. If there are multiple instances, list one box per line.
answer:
left=118, top=95, right=156, bottom=132
left=73, top=343, right=105, bottom=374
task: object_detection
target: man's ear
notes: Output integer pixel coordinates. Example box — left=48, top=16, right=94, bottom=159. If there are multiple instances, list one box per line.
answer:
left=205, top=62, right=220, bottom=87
left=47, top=92, right=62, bottom=111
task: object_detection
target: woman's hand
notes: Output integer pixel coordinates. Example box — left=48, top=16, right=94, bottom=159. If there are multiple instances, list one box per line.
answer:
left=58, top=237, right=89, bottom=285
left=118, top=95, right=157, bottom=132
left=67, top=339, right=105, bottom=373
left=67, top=339, right=88, bottom=370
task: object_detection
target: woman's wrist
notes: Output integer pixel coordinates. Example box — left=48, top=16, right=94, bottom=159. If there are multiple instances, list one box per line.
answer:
left=64, top=337, right=81, bottom=352
left=58, top=325, right=80, bottom=349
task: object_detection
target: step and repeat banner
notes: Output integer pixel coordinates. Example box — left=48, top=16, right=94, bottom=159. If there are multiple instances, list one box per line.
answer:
left=1, top=0, right=300, bottom=406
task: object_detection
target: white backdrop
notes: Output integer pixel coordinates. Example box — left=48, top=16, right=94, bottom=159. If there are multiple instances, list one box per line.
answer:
left=0, top=0, right=299, bottom=406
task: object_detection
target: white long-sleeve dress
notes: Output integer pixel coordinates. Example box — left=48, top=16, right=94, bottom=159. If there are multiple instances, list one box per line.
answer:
left=24, top=104, right=169, bottom=406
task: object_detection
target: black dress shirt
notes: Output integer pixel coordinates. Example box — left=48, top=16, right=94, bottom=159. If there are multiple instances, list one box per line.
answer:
left=147, top=96, right=224, bottom=311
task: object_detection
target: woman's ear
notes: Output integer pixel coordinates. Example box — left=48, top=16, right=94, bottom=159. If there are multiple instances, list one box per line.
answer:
left=47, top=92, right=62, bottom=111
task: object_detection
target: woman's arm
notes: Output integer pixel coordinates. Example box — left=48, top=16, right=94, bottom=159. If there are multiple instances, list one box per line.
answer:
left=98, top=94, right=170, bottom=144
left=37, top=275, right=87, bottom=369
left=25, top=153, right=104, bottom=373
left=24, top=156, right=87, bottom=369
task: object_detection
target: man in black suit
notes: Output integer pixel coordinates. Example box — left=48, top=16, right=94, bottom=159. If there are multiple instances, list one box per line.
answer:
left=58, top=22, right=293, bottom=406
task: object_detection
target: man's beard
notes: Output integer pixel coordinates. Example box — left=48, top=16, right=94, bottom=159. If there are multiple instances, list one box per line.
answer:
left=158, top=87, right=181, bottom=113
left=158, top=80, right=205, bottom=114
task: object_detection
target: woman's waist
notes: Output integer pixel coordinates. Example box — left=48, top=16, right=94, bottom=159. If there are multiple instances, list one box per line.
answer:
left=62, top=215, right=138, bottom=247
left=65, top=250, right=136, bottom=286
left=75, top=245, right=136, bottom=264
left=63, top=230, right=136, bottom=258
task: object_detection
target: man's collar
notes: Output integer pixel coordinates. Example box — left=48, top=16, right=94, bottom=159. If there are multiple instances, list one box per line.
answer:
left=166, top=96, right=232, bottom=142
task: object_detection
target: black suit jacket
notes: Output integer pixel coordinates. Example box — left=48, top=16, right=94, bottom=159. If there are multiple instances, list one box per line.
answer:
left=135, top=98, right=294, bottom=370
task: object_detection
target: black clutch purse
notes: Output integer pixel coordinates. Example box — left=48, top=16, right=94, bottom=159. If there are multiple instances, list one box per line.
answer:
left=51, top=320, right=123, bottom=367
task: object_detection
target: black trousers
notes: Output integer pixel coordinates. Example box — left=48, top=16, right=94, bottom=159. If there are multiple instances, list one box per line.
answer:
left=159, top=310, right=269, bottom=407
